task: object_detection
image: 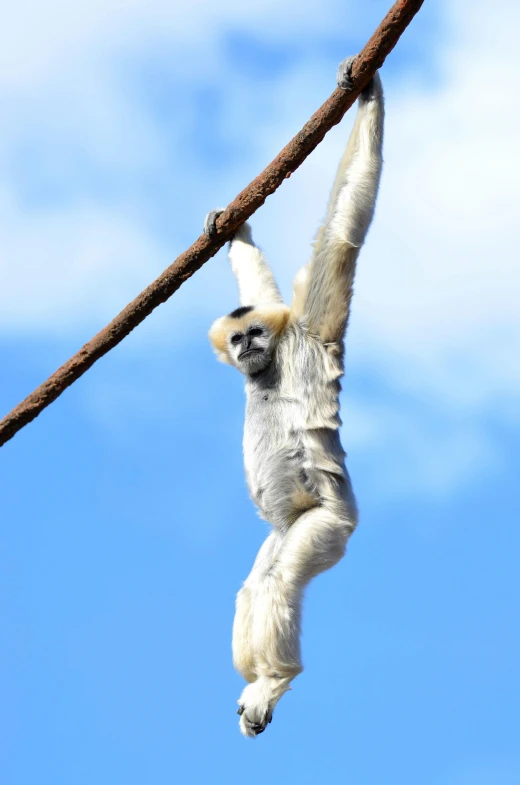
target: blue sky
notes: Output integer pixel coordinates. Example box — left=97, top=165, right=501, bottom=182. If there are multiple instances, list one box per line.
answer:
left=1, top=1, right=519, bottom=783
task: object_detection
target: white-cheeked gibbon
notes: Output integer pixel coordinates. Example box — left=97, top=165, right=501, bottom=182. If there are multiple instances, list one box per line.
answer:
left=205, top=56, right=384, bottom=737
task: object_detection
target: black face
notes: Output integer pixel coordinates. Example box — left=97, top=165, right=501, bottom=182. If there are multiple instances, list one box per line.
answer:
left=231, top=326, right=265, bottom=360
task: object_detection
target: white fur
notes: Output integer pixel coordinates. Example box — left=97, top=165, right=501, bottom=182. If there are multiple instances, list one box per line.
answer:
left=228, top=224, right=285, bottom=306
left=207, top=63, right=384, bottom=737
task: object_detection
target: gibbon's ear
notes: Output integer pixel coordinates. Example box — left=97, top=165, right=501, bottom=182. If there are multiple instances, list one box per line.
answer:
left=208, top=315, right=234, bottom=364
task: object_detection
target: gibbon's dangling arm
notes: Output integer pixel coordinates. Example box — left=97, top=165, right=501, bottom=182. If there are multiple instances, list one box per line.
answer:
left=205, top=210, right=284, bottom=307
left=298, top=59, right=384, bottom=343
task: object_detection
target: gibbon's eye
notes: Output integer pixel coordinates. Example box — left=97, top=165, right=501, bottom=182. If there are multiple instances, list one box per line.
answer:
left=231, top=333, right=243, bottom=345
left=248, top=328, right=264, bottom=338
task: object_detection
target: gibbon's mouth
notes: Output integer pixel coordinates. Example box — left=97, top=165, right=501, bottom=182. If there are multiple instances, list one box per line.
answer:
left=238, top=348, right=264, bottom=360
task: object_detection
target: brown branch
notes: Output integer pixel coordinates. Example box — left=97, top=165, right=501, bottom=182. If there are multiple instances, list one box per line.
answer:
left=0, top=0, right=424, bottom=448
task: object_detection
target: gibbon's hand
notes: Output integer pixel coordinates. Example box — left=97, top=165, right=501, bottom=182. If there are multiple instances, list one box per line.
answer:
left=203, top=209, right=253, bottom=245
left=336, top=54, right=378, bottom=101
left=203, top=208, right=225, bottom=238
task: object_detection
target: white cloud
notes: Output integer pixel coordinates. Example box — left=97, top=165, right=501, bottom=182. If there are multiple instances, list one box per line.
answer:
left=0, top=0, right=354, bottom=332
left=0, top=189, right=169, bottom=331
left=0, top=0, right=518, bottom=497
left=343, top=393, right=501, bottom=501
left=255, top=0, right=520, bottom=413
left=0, top=0, right=341, bottom=89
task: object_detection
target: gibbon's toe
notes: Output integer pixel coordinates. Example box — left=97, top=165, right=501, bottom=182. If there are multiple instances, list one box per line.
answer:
left=238, top=706, right=272, bottom=738
left=237, top=682, right=274, bottom=738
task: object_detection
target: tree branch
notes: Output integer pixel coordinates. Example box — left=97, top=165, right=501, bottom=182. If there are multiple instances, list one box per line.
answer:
left=0, top=0, right=424, bottom=448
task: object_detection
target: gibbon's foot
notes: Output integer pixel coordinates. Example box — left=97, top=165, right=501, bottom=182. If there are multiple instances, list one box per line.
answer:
left=337, top=55, right=376, bottom=100
left=237, top=704, right=273, bottom=737
left=237, top=681, right=274, bottom=738
left=237, top=675, right=292, bottom=738
left=203, top=208, right=225, bottom=238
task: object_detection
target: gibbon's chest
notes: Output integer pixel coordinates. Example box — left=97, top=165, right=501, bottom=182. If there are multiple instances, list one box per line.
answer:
left=242, top=334, right=344, bottom=468
left=241, top=336, right=346, bottom=514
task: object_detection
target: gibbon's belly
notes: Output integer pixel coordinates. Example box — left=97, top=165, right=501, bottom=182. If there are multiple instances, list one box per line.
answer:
left=243, top=330, right=349, bottom=526
left=244, top=438, right=317, bottom=524
left=243, top=393, right=347, bottom=526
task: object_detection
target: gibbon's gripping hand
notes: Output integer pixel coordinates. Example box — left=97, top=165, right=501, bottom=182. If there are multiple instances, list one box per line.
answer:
left=337, top=55, right=378, bottom=101
left=203, top=209, right=225, bottom=238
left=203, top=209, right=253, bottom=244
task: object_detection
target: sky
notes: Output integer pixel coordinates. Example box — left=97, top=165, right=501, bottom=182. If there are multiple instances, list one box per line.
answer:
left=1, top=0, right=519, bottom=782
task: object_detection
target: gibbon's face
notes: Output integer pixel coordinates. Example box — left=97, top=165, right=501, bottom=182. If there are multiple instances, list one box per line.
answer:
left=228, top=316, right=274, bottom=374
left=209, top=304, right=290, bottom=375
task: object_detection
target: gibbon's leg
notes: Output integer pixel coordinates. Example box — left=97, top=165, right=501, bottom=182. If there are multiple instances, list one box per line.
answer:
left=233, top=531, right=282, bottom=684
left=237, top=503, right=355, bottom=737
left=204, top=210, right=284, bottom=307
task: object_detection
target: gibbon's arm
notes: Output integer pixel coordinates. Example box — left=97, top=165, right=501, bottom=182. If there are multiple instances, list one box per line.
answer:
left=297, top=65, right=384, bottom=343
left=204, top=210, right=284, bottom=307
left=228, top=223, right=284, bottom=306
